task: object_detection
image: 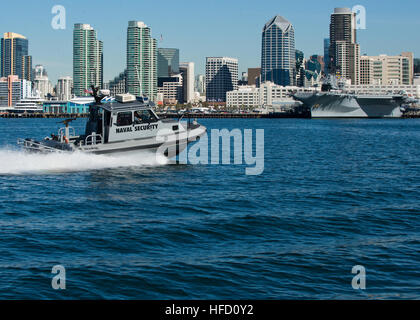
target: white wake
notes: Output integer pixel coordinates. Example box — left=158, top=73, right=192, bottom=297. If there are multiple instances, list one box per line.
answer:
left=0, top=148, right=168, bottom=175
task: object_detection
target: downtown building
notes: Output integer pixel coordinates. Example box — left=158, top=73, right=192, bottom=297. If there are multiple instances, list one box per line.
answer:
left=1, top=32, right=32, bottom=81
left=157, top=48, right=179, bottom=78
left=261, top=16, right=296, bottom=86
left=108, top=70, right=127, bottom=97
left=359, top=53, right=414, bottom=85
left=126, top=21, right=157, bottom=100
left=157, top=74, right=183, bottom=105
left=227, top=82, right=316, bottom=110
left=205, top=57, right=238, bottom=102
left=195, top=74, right=206, bottom=95
left=33, top=65, right=53, bottom=99
left=329, top=8, right=360, bottom=84
left=56, top=76, right=73, bottom=101
left=179, top=62, right=195, bottom=103
left=73, top=24, right=103, bottom=97
left=0, top=75, right=32, bottom=107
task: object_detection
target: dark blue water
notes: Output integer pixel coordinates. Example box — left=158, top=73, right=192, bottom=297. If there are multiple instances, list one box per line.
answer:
left=0, top=118, right=419, bottom=299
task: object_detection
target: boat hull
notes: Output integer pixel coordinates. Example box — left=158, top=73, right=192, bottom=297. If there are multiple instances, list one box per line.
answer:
left=18, top=124, right=206, bottom=158
left=295, top=92, right=404, bottom=118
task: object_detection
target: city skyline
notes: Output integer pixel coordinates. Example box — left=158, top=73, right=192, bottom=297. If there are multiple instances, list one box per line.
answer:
left=0, top=0, right=419, bottom=84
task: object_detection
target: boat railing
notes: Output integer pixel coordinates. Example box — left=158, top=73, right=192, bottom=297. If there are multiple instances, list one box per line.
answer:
left=17, top=138, right=63, bottom=153
left=58, top=127, right=76, bottom=137
left=85, top=133, right=103, bottom=146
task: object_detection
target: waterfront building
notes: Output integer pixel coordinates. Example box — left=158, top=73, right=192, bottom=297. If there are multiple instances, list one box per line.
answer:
left=261, top=15, right=296, bottom=86
left=1, top=32, right=32, bottom=81
left=179, top=62, right=195, bottom=103
left=205, top=57, right=238, bottom=102
left=359, top=53, right=414, bottom=85
left=43, top=96, right=115, bottom=114
left=226, top=82, right=317, bottom=109
left=73, top=24, right=103, bottom=97
left=56, top=76, right=73, bottom=101
left=0, top=75, right=20, bottom=107
left=126, top=21, right=157, bottom=100
left=157, top=48, right=179, bottom=78
left=0, top=75, right=33, bottom=107
left=248, top=68, right=261, bottom=86
left=329, top=8, right=359, bottom=84
left=344, top=84, right=420, bottom=99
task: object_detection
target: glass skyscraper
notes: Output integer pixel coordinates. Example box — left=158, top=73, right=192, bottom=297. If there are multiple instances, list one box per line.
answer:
left=126, top=21, right=157, bottom=99
left=261, top=15, right=296, bottom=86
left=1, top=32, right=32, bottom=81
left=157, top=48, right=179, bottom=78
left=205, top=57, right=238, bottom=102
left=324, top=38, right=330, bottom=74
left=73, top=24, right=103, bottom=96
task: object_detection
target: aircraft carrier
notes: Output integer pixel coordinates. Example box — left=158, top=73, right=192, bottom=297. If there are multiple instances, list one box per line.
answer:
left=294, top=91, right=407, bottom=118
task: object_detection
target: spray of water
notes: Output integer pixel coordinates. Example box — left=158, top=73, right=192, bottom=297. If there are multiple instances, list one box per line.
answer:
left=0, top=148, right=168, bottom=175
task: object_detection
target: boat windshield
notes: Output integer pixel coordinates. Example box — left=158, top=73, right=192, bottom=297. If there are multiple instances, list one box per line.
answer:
left=134, top=110, right=158, bottom=124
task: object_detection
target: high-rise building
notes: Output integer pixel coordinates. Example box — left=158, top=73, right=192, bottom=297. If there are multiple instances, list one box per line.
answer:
left=108, top=70, right=127, bottom=96
left=296, top=50, right=305, bottom=87
left=359, top=53, right=414, bottom=85
left=33, top=64, right=53, bottom=99
left=157, top=74, right=183, bottom=104
left=205, top=57, right=238, bottom=102
left=195, top=74, right=206, bottom=94
left=126, top=21, right=157, bottom=100
left=57, top=76, right=73, bottom=101
left=1, top=32, right=32, bottom=81
left=73, top=24, right=103, bottom=96
left=0, top=75, right=28, bottom=107
left=157, top=48, right=179, bottom=78
left=179, top=62, right=194, bottom=103
left=324, top=38, right=330, bottom=74
left=329, top=8, right=359, bottom=84
left=261, top=15, right=296, bottom=86
left=248, top=68, right=261, bottom=86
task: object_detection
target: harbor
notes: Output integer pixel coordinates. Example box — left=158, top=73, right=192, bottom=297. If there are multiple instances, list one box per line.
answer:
left=3, top=107, right=420, bottom=119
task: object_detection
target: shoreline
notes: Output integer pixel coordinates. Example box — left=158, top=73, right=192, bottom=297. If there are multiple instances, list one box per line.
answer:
left=1, top=112, right=420, bottom=119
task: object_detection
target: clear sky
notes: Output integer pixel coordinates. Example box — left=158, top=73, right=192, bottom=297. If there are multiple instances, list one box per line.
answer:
left=1, top=0, right=419, bottom=84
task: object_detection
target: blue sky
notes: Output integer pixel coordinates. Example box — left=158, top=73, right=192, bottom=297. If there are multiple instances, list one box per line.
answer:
left=1, top=0, right=419, bottom=84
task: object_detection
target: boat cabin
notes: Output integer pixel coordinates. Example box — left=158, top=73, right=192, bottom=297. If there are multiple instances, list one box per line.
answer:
left=84, top=94, right=162, bottom=144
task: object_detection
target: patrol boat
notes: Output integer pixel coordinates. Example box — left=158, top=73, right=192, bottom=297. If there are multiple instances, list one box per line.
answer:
left=17, top=87, right=206, bottom=156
